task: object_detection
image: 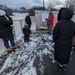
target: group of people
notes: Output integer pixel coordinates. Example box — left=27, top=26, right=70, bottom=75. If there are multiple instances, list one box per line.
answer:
left=22, top=12, right=31, bottom=42
left=46, top=8, right=75, bottom=71
left=0, top=10, right=31, bottom=52
left=0, top=8, right=75, bottom=71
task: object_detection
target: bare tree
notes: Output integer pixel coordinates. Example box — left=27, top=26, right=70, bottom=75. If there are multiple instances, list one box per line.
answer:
left=66, top=0, right=75, bottom=11
left=47, top=3, right=54, bottom=11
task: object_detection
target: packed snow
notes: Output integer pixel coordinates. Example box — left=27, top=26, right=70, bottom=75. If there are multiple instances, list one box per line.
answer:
left=0, top=33, right=54, bottom=75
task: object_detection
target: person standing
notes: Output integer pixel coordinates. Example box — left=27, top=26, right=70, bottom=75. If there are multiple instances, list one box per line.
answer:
left=53, top=8, right=75, bottom=71
left=22, top=24, right=31, bottom=42
left=47, top=11, right=54, bottom=34
left=0, top=10, right=19, bottom=52
left=25, top=12, right=32, bottom=29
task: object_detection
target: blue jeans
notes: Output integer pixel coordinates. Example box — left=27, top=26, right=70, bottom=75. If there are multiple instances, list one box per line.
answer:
left=2, top=37, right=15, bottom=48
left=24, top=33, right=30, bottom=42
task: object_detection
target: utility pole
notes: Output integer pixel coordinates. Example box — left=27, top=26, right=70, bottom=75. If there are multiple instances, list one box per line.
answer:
left=43, top=0, right=45, bottom=7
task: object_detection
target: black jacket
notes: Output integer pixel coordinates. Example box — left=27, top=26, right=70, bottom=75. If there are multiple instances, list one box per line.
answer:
left=25, top=16, right=31, bottom=28
left=22, top=26, right=31, bottom=34
left=53, top=8, right=75, bottom=64
left=0, top=15, right=13, bottom=38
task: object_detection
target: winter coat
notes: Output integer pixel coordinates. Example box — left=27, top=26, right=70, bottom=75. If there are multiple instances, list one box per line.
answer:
left=47, top=12, right=54, bottom=25
left=22, top=26, right=31, bottom=34
left=0, top=15, right=13, bottom=38
left=25, top=16, right=31, bottom=28
left=53, top=8, right=75, bottom=65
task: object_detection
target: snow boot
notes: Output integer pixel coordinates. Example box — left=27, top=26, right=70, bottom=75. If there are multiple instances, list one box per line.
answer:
left=57, top=63, right=66, bottom=72
left=7, top=47, right=13, bottom=52
left=12, top=45, right=20, bottom=49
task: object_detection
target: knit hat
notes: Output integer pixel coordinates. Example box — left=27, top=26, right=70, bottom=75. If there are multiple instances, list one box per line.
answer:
left=25, top=23, right=28, bottom=27
left=0, top=10, right=6, bottom=16
left=26, top=12, right=29, bottom=16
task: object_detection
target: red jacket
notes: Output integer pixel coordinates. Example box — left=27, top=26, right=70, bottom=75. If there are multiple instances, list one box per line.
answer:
left=47, top=12, right=54, bottom=25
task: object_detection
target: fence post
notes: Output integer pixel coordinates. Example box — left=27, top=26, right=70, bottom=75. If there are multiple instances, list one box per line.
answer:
left=12, top=24, right=16, bottom=41
left=19, top=20, right=23, bottom=33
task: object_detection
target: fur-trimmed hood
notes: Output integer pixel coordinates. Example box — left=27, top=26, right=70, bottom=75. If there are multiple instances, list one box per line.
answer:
left=0, top=10, right=6, bottom=16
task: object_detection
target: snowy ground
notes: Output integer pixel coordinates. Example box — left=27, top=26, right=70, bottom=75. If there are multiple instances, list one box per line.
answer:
left=0, top=33, right=54, bottom=75
left=0, top=12, right=75, bottom=75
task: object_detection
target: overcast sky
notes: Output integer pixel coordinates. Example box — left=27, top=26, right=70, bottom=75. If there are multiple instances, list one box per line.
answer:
left=0, top=0, right=66, bottom=9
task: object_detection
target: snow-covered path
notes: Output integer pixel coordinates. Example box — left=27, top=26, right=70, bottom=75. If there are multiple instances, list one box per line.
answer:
left=0, top=33, right=54, bottom=75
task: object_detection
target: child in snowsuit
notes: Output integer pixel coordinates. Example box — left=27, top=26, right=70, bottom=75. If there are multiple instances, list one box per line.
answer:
left=22, top=24, right=31, bottom=42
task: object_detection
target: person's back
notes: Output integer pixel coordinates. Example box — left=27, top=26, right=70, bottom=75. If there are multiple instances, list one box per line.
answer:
left=55, top=20, right=75, bottom=41
left=53, top=8, right=75, bottom=71
left=22, top=24, right=31, bottom=42
left=25, top=13, right=31, bottom=29
left=53, top=8, right=75, bottom=41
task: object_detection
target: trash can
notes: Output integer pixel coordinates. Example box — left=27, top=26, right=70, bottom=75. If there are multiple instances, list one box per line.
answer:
left=72, top=36, right=75, bottom=46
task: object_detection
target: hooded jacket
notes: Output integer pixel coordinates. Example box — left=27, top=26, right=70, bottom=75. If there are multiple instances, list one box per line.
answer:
left=0, top=14, right=13, bottom=38
left=53, top=8, right=75, bottom=64
left=22, top=24, right=31, bottom=34
left=57, top=8, right=65, bottom=21
left=25, top=14, right=31, bottom=28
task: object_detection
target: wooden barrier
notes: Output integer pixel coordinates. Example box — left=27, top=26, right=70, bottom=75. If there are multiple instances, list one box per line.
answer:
left=13, top=20, right=20, bottom=22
